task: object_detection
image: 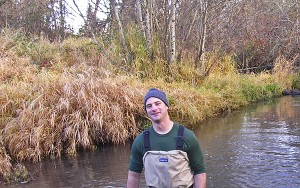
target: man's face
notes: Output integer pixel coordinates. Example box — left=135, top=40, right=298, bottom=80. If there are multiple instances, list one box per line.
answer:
left=145, top=97, right=169, bottom=123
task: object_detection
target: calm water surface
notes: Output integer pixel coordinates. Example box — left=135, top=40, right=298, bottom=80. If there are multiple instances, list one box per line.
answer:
left=5, top=96, right=300, bottom=188
left=196, top=96, right=300, bottom=187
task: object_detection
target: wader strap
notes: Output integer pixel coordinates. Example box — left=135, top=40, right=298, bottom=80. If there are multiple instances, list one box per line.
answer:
left=143, top=125, right=185, bottom=151
left=176, top=125, right=185, bottom=150
left=143, top=129, right=151, bottom=151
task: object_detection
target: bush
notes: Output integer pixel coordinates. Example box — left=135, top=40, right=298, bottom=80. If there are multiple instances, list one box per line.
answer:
left=292, top=73, right=300, bottom=89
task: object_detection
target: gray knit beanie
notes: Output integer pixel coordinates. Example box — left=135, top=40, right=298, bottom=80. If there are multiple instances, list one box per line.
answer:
left=144, top=88, right=170, bottom=108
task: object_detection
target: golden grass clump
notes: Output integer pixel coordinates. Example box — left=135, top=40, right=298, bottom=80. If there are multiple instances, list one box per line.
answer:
left=204, top=53, right=237, bottom=76
left=0, top=138, right=12, bottom=182
left=169, top=61, right=203, bottom=85
left=272, top=55, right=295, bottom=89
left=60, top=37, right=103, bottom=66
left=0, top=44, right=40, bottom=130
left=0, top=48, right=39, bottom=84
left=4, top=74, right=144, bottom=161
left=168, top=86, right=225, bottom=125
left=0, top=29, right=55, bottom=65
left=0, top=56, right=63, bottom=130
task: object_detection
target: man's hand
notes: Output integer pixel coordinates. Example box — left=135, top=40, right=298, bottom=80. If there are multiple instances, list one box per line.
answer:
left=127, top=170, right=141, bottom=188
left=194, top=173, right=206, bottom=188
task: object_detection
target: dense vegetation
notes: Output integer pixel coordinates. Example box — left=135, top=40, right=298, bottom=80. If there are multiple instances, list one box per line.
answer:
left=0, top=29, right=299, bottom=183
left=0, top=0, right=299, bottom=184
left=1, top=0, right=299, bottom=71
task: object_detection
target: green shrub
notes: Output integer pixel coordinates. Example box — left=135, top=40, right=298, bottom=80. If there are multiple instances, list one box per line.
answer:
left=292, top=73, right=300, bottom=89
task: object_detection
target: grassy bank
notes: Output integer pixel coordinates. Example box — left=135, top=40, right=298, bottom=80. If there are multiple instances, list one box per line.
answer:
left=0, top=30, right=297, bottom=182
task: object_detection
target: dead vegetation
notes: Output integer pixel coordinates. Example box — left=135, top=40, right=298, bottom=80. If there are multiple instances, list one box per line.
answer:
left=0, top=32, right=295, bottom=182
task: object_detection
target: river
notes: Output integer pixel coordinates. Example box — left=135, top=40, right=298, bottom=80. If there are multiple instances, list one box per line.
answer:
left=4, top=96, right=300, bottom=188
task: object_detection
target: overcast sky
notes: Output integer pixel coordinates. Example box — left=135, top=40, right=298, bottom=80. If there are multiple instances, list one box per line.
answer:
left=65, top=0, right=88, bottom=33
left=65, top=0, right=108, bottom=33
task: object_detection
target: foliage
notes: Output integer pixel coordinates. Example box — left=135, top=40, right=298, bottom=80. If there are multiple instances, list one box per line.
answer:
left=240, top=73, right=283, bottom=102
left=0, top=30, right=295, bottom=183
left=205, top=53, right=237, bottom=75
left=3, top=75, right=145, bottom=161
left=1, top=29, right=57, bottom=64
left=0, top=138, right=12, bottom=182
left=7, top=164, right=30, bottom=183
left=291, top=72, right=300, bottom=89
left=272, top=55, right=295, bottom=88
left=60, top=37, right=103, bottom=66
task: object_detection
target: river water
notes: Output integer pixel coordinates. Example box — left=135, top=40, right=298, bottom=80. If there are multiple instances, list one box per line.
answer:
left=5, top=96, right=300, bottom=188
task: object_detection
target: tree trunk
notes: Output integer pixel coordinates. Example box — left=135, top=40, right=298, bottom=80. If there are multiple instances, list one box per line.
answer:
left=150, top=0, right=154, bottom=36
left=71, top=0, right=112, bottom=63
left=195, top=0, right=208, bottom=75
left=112, top=0, right=131, bottom=63
left=136, top=0, right=145, bottom=38
left=142, top=0, right=152, bottom=58
left=200, top=10, right=207, bottom=75
left=169, top=0, right=176, bottom=64
left=177, top=8, right=198, bottom=62
left=162, top=0, right=170, bottom=61
left=59, top=0, right=66, bottom=39
left=92, top=0, right=100, bottom=28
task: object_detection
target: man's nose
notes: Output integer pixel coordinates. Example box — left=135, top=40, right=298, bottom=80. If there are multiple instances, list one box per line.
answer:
left=151, top=105, right=158, bottom=111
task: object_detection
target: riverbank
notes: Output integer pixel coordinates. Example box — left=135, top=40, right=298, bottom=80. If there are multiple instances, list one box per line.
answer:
left=8, top=96, right=297, bottom=187
left=0, top=31, right=298, bottom=183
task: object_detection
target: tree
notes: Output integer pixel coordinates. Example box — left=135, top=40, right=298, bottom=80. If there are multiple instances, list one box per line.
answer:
left=135, top=0, right=145, bottom=38
left=194, top=0, right=208, bottom=74
left=111, top=0, right=132, bottom=63
left=142, top=0, right=152, bottom=58
left=59, top=0, right=67, bottom=39
left=169, top=0, right=176, bottom=64
left=176, top=1, right=199, bottom=62
left=1, top=0, right=298, bottom=71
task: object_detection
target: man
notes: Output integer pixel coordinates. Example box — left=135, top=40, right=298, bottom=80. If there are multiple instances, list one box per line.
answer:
left=127, top=88, right=206, bottom=188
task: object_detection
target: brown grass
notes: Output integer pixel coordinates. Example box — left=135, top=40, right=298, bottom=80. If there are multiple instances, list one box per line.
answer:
left=272, top=55, right=295, bottom=88
left=0, top=31, right=294, bottom=182
left=0, top=138, right=12, bottom=182
left=4, top=75, right=144, bottom=161
left=0, top=42, right=147, bottom=180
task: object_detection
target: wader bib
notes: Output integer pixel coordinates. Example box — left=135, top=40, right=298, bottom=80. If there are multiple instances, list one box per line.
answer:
left=142, top=126, right=194, bottom=188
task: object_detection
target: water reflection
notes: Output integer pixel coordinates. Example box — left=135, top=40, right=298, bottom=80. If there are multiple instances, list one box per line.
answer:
left=3, top=96, right=300, bottom=188
left=196, top=96, right=300, bottom=187
left=6, top=145, right=138, bottom=188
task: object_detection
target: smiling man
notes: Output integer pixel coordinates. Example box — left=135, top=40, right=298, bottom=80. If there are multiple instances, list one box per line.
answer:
left=127, top=88, right=206, bottom=188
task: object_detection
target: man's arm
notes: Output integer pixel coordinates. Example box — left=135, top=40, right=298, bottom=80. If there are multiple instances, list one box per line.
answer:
left=193, top=173, right=206, bottom=188
left=127, top=170, right=141, bottom=188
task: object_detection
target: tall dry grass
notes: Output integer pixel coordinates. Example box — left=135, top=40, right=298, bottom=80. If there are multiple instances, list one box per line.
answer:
left=272, top=55, right=296, bottom=88
left=4, top=75, right=145, bottom=161
left=0, top=138, right=12, bottom=182
left=0, top=33, right=146, bottom=180
left=0, top=29, right=295, bottom=182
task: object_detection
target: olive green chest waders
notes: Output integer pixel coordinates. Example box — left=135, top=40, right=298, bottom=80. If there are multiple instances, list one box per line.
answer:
left=142, top=126, right=194, bottom=188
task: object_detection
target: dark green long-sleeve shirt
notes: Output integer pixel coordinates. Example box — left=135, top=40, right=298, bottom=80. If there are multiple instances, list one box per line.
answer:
left=129, top=123, right=206, bottom=174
